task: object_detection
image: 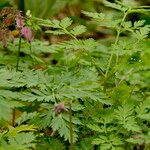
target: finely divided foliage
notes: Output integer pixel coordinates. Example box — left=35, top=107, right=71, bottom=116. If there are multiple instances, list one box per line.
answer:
left=0, top=0, right=150, bottom=150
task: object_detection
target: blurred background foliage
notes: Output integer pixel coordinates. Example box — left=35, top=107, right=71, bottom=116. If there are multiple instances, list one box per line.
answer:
left=0, top=0, right=149, bottom=18
left=0, top=0, right=149, bottom=41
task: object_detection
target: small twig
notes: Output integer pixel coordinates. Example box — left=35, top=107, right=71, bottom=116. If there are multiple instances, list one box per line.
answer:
left=12, top=109, right=16, bottom=127
left=50, top=131, right=55, bottom=137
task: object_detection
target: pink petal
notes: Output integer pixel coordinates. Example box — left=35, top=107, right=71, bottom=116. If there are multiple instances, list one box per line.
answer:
left=21, top=27, right=32, bottom=43
left=16, top=14, right=23, bottom=29
left=53, top=102, right=65, bottom=114
left=9, top=31, right=14, bottom=43
left=0, top=32, right=7, bottom=48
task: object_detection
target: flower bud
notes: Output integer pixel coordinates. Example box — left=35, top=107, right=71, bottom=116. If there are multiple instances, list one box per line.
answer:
left=16, top=14, right=23, bottom=29
left=53, top=102, right=65, bottom=114
left=9, top=31, right=14, bottom=43
left=0, top=32, right=7, bottom=48
left=26, top=10, right=32, bottom=18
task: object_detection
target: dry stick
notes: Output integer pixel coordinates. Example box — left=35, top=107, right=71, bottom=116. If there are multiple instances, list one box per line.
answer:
left=12, top=108, right=16, bottom=127
left=69, top=102, right=74, bottom=150
left=12, top=36, right=22, bottom=127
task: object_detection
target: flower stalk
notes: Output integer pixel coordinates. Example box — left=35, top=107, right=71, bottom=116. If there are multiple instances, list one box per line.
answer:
left=69, top=102, right=74, bottom=150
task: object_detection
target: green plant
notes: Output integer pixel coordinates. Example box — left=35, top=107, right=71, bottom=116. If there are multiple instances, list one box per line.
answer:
left=0, top=0, right=150, bottom=150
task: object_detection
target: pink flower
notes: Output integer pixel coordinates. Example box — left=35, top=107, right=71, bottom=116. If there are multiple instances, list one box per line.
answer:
left=0, top=31, right=7, bottom=48
left=9, top=31, right=14, bottom=43
left=21, top=27, right=32, bottom=43
left=16, top=14, right=23, bottom=29
left=53, top=102, right=66, bottom=114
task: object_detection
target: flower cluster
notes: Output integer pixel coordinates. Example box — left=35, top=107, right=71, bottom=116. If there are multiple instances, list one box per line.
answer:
left=0, top=7, right=17, bottom=47
left=16, top=13, right=32, bottom=43
left=0, top=7, right=32, bottom=48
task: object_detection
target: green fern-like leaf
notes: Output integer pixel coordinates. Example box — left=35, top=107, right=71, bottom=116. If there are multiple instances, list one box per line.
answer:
left=0, top=125, right=37, bottom=150
left=92, top=134, right=123, bottom=150
left=136, top=98, right=150, bottom=121
left=0, top=132, right=36, bottom=150
left=7, top=132, right=36, bottom=150
left=60, top=17, right=73, bottom=28
left=16, top=112, right=38, bottom=126
left=51, top=114, right=78, bottom=143
left=115, top=104, right=141, bottom=132
left=70, top=25, right=87, bottom=36
left=103, top=0, right=127, bottom=12
left=0, top=97, right=12, bottom=121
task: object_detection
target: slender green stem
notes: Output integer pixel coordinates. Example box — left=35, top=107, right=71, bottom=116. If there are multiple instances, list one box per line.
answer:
left=12, top=109, right=16, bottom=127
left=134, top=6, right=150, bottom=8
left=115, top=11, right=128, bottom=64
left=105, top=28, right=120, bottom=77
left=13, top=36, right=22, bottom=127
left=86, top=51, right=105, bottom=76
left=103, top=11, right=128, bottom=92
left=16, top=36, right=22, bottom=71
left=29, top=43, right=32, bottom=54
left=105, top=11, right=128, bottom=77
left=18, top=0, right=25, bottom=12
left=29, top=43, right=35, bottom=66
left=105, top=52, right=113, bottom=78
left=63, top=28, right=78, bottom=41
left=69, top=102, right=74, bottom=150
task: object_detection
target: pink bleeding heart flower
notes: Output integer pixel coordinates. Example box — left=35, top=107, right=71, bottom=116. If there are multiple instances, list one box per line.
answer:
left=0, top=31, right=7, bottom=48
left=9, top=31, right=14, bottom=43
left=21, top=27, right=32, bottom=43
left=16, top=14, right=23, bottom=29
left=53, top=102, right=66, bottom=114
